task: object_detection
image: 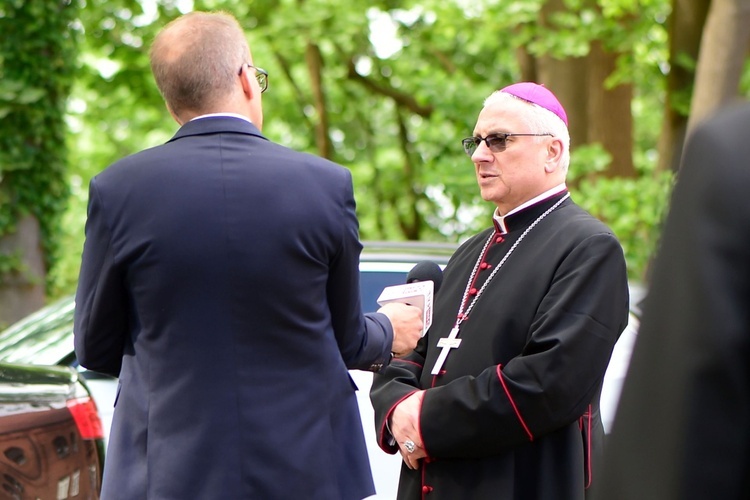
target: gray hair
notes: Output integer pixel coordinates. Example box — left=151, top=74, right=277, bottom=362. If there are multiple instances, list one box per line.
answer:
left=484, top=91, right=571, bottom=171
left=150, top=12, right=250, bottom=116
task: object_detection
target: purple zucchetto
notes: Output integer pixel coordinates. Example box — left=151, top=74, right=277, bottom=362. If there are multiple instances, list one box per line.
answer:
left=500, top=82, right=568, bottom=127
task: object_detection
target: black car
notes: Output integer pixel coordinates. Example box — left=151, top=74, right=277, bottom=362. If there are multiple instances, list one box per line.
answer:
left=0, top=361, right=104, bottom=499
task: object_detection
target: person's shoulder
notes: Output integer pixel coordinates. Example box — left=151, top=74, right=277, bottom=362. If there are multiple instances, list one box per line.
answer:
left=687, top=102, right=750, bottom=161
left=90, top=147, right=151, bottom=184
left=93, top=141, right=172, bottom=183
left=252, top=137, right=338, bottom=166
left=682, top=103, right=750, bottom=212
left=685, top=103, right=750, bottom=167
left=299, top=149, right=345, bottom=169
left=551, top=207, right=625, bottom=264
left=269, top=143, right=352, bottom=181
left=699, top=102, right=750, bottom=132
left=556, top=201, right=618, bottom=239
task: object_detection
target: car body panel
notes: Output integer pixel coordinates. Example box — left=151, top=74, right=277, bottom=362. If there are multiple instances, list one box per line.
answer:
left=0, top=362, right=104, bottom=499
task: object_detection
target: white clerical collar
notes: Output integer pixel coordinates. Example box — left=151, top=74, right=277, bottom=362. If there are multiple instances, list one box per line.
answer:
left=190, top=113, right=253, bottom=124
left=493, top=183, right=568, bottom=234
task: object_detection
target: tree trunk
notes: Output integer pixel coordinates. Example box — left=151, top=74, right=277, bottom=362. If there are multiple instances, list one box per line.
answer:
left=535, top=0, right=589, bottom=149
left=516, top=47, right=537, bottom=83
left=305, top=42, right=333, bottom=159
left=395, top=108, right=422, bottom=240
left=687, top=0, right=750, bottom=134
left=657, top=0, right=711, bottom=173
left=587, top=41, right=636, bottom=178
left=538, top=55, right=589, bottom=151
left=0, top=215, right=46, bottom=328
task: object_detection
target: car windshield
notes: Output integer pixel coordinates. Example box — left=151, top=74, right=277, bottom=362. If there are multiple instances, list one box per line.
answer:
left=0, top=296, right=76, bottom=366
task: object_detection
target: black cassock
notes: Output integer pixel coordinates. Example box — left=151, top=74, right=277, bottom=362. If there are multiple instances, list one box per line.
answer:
left=371, top=192, right=629, bottom=499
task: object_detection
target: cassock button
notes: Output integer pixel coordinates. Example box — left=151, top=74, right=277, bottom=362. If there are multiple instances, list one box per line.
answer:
left=469, top=288, right=478, bottom=295
left=480, top=262, right=490, bottom=270
left=495, top=235, right=505, bottom=243
left=422, top=485, right=434, bottom=494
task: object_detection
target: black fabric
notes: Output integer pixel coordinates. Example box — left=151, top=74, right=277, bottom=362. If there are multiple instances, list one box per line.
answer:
left=372, top=193, right=629, bottom=499
left=597, top=104, right=750, bottom=500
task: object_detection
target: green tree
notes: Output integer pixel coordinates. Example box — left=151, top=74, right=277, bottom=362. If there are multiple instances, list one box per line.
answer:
left=36, top=0, right=750, bottom=305
left=0, top=0, right=78, bottom=326
left=51, top=0, right=179, bottom=295
left=688, top=0, right=750, bottom=132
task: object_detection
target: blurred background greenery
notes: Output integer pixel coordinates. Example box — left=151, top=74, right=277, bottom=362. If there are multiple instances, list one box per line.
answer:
left=1, top=0, right=748, bottom=326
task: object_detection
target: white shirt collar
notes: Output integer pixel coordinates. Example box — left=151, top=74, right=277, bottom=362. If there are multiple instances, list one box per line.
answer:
left=190, top=113, right=253, bottom=124
left=493, top=183, right=567, bottom=234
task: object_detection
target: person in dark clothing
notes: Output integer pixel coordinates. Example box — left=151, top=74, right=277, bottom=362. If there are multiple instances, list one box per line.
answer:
left=74, top=11, right=423, bottom=500
left=597, top=103, right=750, bottom=500
left=370, top=82, right=629, bottom=499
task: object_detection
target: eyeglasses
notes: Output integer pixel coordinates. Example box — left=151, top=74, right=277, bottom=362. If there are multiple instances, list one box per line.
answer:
left=238, top=64, right=269, bottom=93
left=461, top=133, right=552, bottom=156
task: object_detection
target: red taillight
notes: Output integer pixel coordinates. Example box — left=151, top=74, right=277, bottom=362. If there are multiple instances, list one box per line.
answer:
left=66, top=397, right=104, bottom=440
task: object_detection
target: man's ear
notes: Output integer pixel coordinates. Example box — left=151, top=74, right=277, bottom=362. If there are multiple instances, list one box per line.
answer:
left=239, top=65, right=255, bottom=100
left=544, top=138, right=564, bottom=173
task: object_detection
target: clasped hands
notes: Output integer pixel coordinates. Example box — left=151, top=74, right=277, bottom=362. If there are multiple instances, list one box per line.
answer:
left=389, top=390, right=426, bottom=469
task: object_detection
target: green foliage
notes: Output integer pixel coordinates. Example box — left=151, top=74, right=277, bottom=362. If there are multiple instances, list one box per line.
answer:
left=44, top=0, right=684, bottom=296
left=0, top=252, right=26, bottom=285
left=569, top=141, right=674, bottom=282
left=0, top=0, right=78, bottom=290
left=49, top=0, right=181, bottom=295
left=741, top=57, right=750, bottom=95
left=568, top=143, right=613, bottom=177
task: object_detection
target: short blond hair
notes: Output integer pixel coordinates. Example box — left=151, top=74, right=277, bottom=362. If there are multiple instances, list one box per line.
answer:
left=150, top=11, right=250, bottom=116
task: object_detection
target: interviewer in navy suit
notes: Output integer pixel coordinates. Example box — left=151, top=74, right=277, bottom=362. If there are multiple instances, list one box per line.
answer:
left=74, top=11, right=423, bottom=500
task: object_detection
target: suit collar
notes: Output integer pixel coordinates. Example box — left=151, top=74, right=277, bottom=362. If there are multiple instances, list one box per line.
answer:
left=167, top=116, right=268, bottom=144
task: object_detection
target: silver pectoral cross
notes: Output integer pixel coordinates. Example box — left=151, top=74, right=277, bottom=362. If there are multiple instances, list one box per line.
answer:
left=431, top=326, right=462, bottom=375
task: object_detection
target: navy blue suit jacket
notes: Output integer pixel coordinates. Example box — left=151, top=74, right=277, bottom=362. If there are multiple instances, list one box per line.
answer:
left=74, top=116, right=393, bottom=499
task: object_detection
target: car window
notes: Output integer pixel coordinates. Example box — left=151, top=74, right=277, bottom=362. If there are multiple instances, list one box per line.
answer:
left=359, top=271, right=409, bottom=313
left=0, top=296, right=76, bottom=366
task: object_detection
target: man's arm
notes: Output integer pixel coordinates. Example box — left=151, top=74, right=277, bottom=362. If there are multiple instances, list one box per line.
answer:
left=74, top=178, right=129, bottom=378
left=326, top=168, right=422, bottom=370
left=356, top=305, right=423, bottom=372
left=370, top=335, right=429, bottom=454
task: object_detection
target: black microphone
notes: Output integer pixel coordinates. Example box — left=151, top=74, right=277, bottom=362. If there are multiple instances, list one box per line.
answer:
left=406, top=260, right=443, bottom=294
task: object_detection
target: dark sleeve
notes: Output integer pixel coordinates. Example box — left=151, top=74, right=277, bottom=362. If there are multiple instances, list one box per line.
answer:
left=369, top=336, right=429, bottom=454
left=326, top=168, right=393, bottom=371
left=420, top=233, right=629, bottom=458
left=73, top=177, right=128, bottom=377
left=597, top=106, right=750, bottom=500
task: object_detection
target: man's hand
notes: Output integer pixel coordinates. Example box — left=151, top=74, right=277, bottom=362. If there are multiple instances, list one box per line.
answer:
left=390, top=390, right=426, bottom=469
left=377, top=302, right=423, bottom=357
